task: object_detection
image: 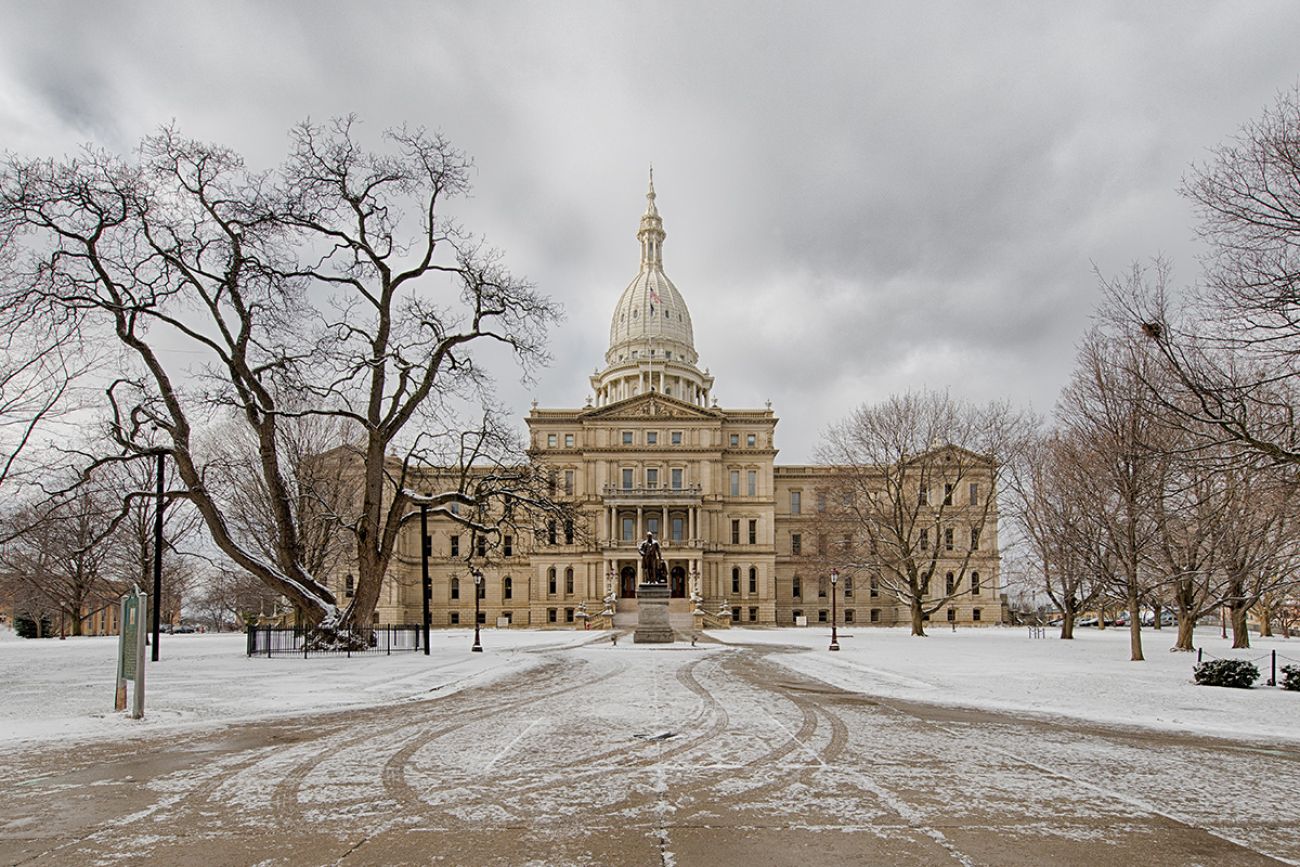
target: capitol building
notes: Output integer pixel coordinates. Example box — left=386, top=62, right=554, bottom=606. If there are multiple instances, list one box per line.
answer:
left=369, top=176, right=1003, bottom=630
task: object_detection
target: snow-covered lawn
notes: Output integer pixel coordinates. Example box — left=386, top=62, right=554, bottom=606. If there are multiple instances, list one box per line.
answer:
left=0, top=628, right=599, bottom=747
left=707, top=624, right=1300, bottom=744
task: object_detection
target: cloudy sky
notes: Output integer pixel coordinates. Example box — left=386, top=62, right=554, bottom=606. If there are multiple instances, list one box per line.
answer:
left=3, top=2, right=1297, bottom=461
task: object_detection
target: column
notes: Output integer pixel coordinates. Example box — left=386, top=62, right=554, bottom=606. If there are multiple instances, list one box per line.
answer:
left=636, top=505, right=643, bottom=539
left=662, top=506, right=669, bottom=543
left=689, top=506, right=696, bottom=542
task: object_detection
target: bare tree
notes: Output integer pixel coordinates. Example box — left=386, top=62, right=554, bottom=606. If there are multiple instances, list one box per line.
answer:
left=816, top=391, right=1024, bottom=637
left=0, top=120, right=560, bottom=636
left=1057, top=328, right=1166, bottom=661
left=1004, top=430, right=1108, bottom=639
left=1117, top=88, right=1300, bottom=466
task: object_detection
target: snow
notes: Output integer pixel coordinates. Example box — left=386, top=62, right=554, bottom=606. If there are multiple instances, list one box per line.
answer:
left=2, top=623, right=1297, bottom=751
left=705, top=625, right=1300, bottom=743
left=0, top=627, right=602, bottom=747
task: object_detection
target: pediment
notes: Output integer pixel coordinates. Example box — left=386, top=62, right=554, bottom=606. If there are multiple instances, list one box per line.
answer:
left=582, top=392, right=720, bottom=421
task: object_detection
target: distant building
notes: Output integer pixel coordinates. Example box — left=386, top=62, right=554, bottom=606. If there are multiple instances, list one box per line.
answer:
left=362, top=175, right=1002, bottom=627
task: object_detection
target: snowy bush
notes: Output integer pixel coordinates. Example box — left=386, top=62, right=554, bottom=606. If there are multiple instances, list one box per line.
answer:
left=1281, top=665, right=1300, bottom=692
left=1193, top=659, right=1259, bottom=689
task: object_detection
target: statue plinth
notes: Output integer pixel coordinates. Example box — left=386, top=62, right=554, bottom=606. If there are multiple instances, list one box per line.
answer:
left=633, top=583, right=674, bottom=643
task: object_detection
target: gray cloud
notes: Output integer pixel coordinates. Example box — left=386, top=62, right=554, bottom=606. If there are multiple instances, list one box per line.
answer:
left=2, top=0, right=1297, bottom=459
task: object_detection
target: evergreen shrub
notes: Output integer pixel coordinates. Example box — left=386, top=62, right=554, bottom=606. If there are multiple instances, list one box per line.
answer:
left=1281, top=664, right=1300, bottom=692
left=1193, top=659, right=1259, bottom=689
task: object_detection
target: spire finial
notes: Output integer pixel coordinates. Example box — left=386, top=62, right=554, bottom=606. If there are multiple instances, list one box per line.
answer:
left=648, top=163, right=655, bottom=199
left=638, top=165, right=664, bottom=268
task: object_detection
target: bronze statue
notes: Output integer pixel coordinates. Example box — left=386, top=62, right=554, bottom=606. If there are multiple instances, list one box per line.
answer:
left=638, top=532, right=667, bottom=584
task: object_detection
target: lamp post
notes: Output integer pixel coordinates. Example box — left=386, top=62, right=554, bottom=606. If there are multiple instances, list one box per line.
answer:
left=829, top=568, right=840, bottom=651
left=472, top=568, right=484, bottom=652
left=151, top=451, right=165, bottom=662
left=420, top=502, right=431, bottom=656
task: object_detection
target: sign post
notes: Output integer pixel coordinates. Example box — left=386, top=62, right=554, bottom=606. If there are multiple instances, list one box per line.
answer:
left=115, top=587, right=148, bottom=719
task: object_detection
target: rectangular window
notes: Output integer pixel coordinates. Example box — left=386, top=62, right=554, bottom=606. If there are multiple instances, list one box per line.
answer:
left=565, top=433, right=575, bottom=448
left=646, top=468, right=659, bottom=489
left=564, top=469, right=575, bottom=495
left=971, top=572, right=981, bottom=595
left=746, top=433, right=756, bottom=447
left=792, top=575, right=802, bottom=598
left=919, top=528, right=929, bottom=550
left=748, top=519, right=757, bottom=545
left=870, top=576, right=879, bottom=597
left=818, top=610, right=828, bottom=623
left=748, top=607, right=758, bottom=622
left=970, top=526, right=981, bottom=550
left=730, top=434, right=740, bottom=447
left=947, top=607, right=956, bottom=622
left=973, top=608, right=982, bottom=622
left=732, top=606, right=742, bottom=622
left=565, top=607, right=575, bottom=623
left=647, top=516, right=659, bottom=537
left=504, top=536, right=512, bottom=557
left=791, top=490, right=801, bottom=514
left=623, top=431, right=634, bottom=445
left=671, top=517, right=684, bottom=542
left=747, top=470, right=757, bottom=497
left=791, top=533, right=802, bottom=555
left=969, top=482, right=979, bottom=505
left=918, top=486, right=929, bottom=506
left=547, top=433, right=557, bottom=447
left=845, top=609, right=855, bottom=623
left=622, top=516, right=634, bottom=541
left=450, top=535, right=460, bottom=557
left=732, top=568, right=741, bottom=593
left=731, top=520, right=740, bottom=545
left=944, top=484, right=954, bottom=506
left=450, top=611, right=460, bottom=624
left=547, top=521, right=557, bottom=545
left=946, top=572, right=956, bottom=595
left=564, top=520, right=574, bottom=545
left=477, top=536, right=487, bottom=557
left=844, top=576, right=853, bottom=598
left=647, top=431, right=658, bottom=445
left=671, top=431, right=682, bottom=445
left=671, top=468, right=683, bottom=489
left=870, top=608, right=880, bottom=623
left=547, top=470, right=557, bottom=495
left=730, top=470, right=740, bottom=496
left=622, top=468, right=633, bottom=490
left=451, top=580, right=460, bottom=600
left=944, top=528, right=954, bottom=551
left=548, top=608, right=557, bottom=623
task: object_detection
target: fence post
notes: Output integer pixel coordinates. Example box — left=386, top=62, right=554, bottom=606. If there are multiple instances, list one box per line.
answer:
left=267, top=627, right=272, bottom=659
left=1270, top=649, right=1277, bottom=687
left=246, top=624, right=252, bottom=658
left=1197, top=648, right=1202, bottom=664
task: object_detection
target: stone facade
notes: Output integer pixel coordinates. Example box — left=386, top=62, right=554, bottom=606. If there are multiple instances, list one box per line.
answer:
left=363, top=175, right=1003, bottom=628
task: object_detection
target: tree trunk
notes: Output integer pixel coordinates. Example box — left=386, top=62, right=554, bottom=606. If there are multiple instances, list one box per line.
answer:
left=1173, top=613, right=1196, bottom=652
left=1230, top=599, right=1250, bottom=649
left=1060, top=605, right=1075, bottom=640
left=910, top=596, right=926, bottom=637
left=1258, top=604, right=1274, bottom=638
left=1128, top=585, right=1144, bottom=661
left=1152, top=601, right=1163, bottom=631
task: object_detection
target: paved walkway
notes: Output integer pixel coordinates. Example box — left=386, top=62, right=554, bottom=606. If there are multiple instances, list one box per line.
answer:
left=2, top=641, right=1297, bottom=865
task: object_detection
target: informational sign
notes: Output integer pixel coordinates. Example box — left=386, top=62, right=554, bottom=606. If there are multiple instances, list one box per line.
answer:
left=115, top=588, right=148, bottom=719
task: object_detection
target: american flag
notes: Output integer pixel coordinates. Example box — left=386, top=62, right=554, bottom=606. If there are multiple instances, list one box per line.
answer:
left=649, top=286, right=662, bottom=305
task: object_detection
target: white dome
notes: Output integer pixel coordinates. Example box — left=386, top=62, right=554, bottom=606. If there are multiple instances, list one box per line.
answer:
left=605, top=172, right=697, bottom=366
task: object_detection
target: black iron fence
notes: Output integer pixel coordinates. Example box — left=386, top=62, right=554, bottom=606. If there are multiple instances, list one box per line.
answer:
left=246, top=624, right=424, bottom=658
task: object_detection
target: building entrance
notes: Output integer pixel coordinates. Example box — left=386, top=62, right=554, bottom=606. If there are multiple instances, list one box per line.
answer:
left=620, top=565, right=637, bottom=598
left=670, top=565, right=686, bottom=598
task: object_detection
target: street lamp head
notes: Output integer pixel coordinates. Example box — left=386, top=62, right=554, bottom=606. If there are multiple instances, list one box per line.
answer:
left=830, top=568, right=839, bottom=585
left=472, top=568, right=483, bottom=586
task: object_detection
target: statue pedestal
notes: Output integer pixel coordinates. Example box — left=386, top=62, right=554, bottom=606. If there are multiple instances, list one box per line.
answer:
left=633, top=583, right=674, bottom=643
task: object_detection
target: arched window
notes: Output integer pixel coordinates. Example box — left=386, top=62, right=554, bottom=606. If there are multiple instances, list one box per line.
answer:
left=503, top=576, right=513, bottom=600
left=731, top=566, right=740, bottom=594
left=945, top=571, right=956, bottom=595
left=564, top=567, right=574, bottom=595
left=748, top=567, right=757, bottom=594
left=450, top=577, right=460, bottom=600
left=548, top=567, right=557, bottom=595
